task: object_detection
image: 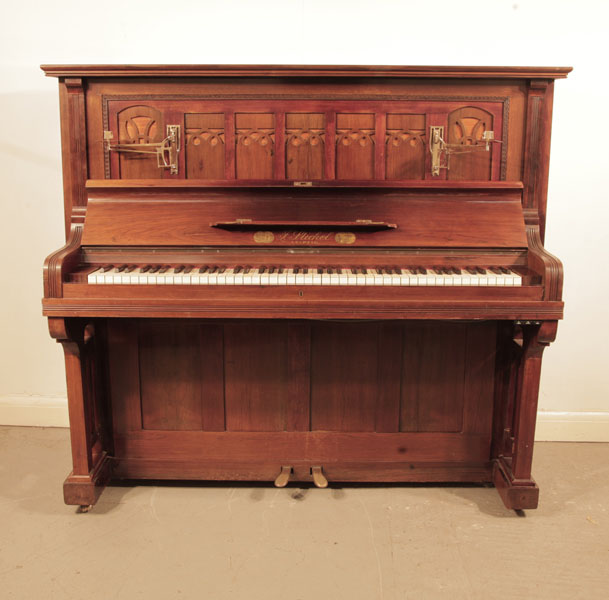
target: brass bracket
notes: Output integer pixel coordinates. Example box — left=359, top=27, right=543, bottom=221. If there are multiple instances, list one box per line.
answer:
left=104, top=124, right=181, bottom=175
left=429, top=126, right=500, bottom=176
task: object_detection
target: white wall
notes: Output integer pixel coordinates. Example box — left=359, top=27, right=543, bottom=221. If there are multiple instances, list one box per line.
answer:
left=1, top=0, right=608, bottom=438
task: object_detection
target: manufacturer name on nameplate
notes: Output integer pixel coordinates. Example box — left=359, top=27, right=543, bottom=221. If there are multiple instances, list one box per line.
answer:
left=253, top=231, right=357, bottom=244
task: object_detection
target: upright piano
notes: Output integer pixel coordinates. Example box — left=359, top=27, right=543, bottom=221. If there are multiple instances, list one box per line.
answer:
left=41, top=64, right=570, bottom=510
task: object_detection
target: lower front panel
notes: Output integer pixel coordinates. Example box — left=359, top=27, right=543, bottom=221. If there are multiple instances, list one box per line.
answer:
left=105, top=319, right=498, bottom=482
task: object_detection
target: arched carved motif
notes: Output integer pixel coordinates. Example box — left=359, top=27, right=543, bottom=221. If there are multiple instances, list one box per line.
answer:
left=118, top=105, right=162, bottom=144
left=185, top=129, right=225, bottom=147
left=385, top=129, right=426, bottom=180
left=335, top=129, right=375, bottom=179
left=447, top=106, right=493, bottom=180
left=385, top=130, right=425, bottom=148
left=286, top=129, right=325, bottom=147
left=116, top=105, right=164, bottom=179
left=235, top=128, right=275, bottom=179
left=336, top=129, right=375, bottom=147
left=185, top=128, right=225, bottom=179
left=236, top=129, right=275, bottom=147
left=285, top=129, right=325, bottom=180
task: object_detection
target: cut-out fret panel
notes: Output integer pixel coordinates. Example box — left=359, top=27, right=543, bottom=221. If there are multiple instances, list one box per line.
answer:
left=104, top=100, right=505, bottom=181
left=447, top=107, right=493, bottom=181
left=336, top=113, right=375, bottom=180
left=386, top=114, right=426, bottom=180
left=116, top=105, right=164, bottom=179
left=285, top=113, right=325, bottom=180
left=185, top=113, right=225, bottom=179
left=235, top=113, right=275, bottom=179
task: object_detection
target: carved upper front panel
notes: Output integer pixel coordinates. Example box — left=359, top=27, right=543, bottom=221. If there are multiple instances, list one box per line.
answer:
left=102, top=98, right=507, bottom=181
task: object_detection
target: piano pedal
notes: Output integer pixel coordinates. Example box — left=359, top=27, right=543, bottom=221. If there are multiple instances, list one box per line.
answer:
left=77, top=504, right=92, bottom=513
left=311, top=466, right=328, bottom=488
left=274, top=465, right=293, bottom=488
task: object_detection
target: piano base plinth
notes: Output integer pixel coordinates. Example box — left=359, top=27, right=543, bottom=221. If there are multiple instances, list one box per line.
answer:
left=62, top=451, right=113, bottom=507
left=492, top=457, right=539, bottom=510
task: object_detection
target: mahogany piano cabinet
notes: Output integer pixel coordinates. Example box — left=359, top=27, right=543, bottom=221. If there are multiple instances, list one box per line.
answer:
left=41, top=64, right=570, bottom=511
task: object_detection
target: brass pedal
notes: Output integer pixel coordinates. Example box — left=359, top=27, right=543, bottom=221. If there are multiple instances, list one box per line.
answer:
left=311, top=466, right=328, bottom=488
left=274, top=466, right=292, bottom=488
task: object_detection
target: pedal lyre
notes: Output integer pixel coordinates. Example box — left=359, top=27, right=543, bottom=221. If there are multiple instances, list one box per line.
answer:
left=311, top=466, right=328, bottom=488
left=274, top=466, right=292, bottom=488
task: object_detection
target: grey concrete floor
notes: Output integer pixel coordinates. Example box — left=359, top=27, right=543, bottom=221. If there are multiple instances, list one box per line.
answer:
left=0, top=426, right=608, bottom=599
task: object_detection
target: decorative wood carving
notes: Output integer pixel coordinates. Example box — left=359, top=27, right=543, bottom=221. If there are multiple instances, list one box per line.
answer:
left=116, top=105, right=164, bottom=179
left=447, top=106, right=493, bottom=180
left=41, top=65, right=569, bottom=510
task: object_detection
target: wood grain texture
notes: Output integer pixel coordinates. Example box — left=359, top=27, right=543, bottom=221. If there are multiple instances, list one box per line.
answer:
left=41, top=64, right=573, bottom=79
left=42, top=65, right=568, bottom=509
left=82, top=186, right=528, bottom=248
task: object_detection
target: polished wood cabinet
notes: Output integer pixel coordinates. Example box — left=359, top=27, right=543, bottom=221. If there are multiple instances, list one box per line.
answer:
left=42, top=65, right=570, bottom=510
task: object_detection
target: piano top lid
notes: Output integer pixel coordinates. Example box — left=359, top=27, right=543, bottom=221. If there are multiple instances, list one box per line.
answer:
left=40, top=64, right=573, bottom=79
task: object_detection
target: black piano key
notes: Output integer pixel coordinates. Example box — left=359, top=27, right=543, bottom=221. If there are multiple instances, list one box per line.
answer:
left=466, top=267, right=477, bottom=275
left=217, top=266, right=227, bottom=274
left=277, top=266, right=284, bottom=274
left=159, top=266, right=169, bottom=274
left=183, top=266, right=193, bottom=274
left=199, top=266, right=209, bottom=273
left=116, top=264, right=127, bottom=272
left=243, top=266, right=251, bottom=274
left=451, top=267, right=462, bottom=275
left=101, top=265, right=114, bottom=272
left=125, top=265, right=137, bottom=273
left=258, top=266, right=266, bottom=274
left=174, top=265, right=185, bottom=274
left=149, top=266, right=160, bottom=273
left=490, top=267, right=503, bottom=275
left=500, top=266, right=511, bottom=274
left=208, top=266, right=218, bottom=274
left=140, top=265, right=151, bottom=273
left=234, top=266, right=243, bottom=274
left=268, top=266, right=275, bottom=274
left=476, top=266, right=486, bottom=275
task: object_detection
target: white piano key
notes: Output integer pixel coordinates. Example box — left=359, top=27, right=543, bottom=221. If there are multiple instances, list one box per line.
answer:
left=356, top=270, right=366, bottom=286
left=366, top=269, right=383, bottom=285
left=233, top=270, right=244, bottom=285
left=224, top=268, right=235, bottom=285
left=312, top=270, right=322, bottom=285
left=277, top=269, right=287, bottom=285
left=330, top=269, right=340, bottom=286
left=364, top=270, right=375, bottom=286
left=295, top=270, right=305, bottom=285
left=269, top=270, right=279, bottom=285
left=399, top=270, right=412, bottom=286
left=346, top=269, right=357, bottom=286
left=339, top=269, right=349, bottom=286
left=88, top=268, right=103, bottom=284
left=304, top=269, right=314, bottom=285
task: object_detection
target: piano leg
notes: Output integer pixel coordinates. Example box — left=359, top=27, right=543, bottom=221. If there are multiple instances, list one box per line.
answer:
left=493, top=321, right=558, bottom=510
left=49, top=318, right=113, bottom=508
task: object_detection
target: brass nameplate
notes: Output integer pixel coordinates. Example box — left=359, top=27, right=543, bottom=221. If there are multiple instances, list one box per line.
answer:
left=335, top=232, right=356, bottom=245
left=253, top=231, right=275, bottom=243
left=253, top=230, right=357, bottom=244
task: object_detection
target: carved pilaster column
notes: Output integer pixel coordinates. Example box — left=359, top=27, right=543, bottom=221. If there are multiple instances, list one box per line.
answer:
left=49, top=318, right=112, bottom=507
left=493, top=321, right=558, bottom=510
